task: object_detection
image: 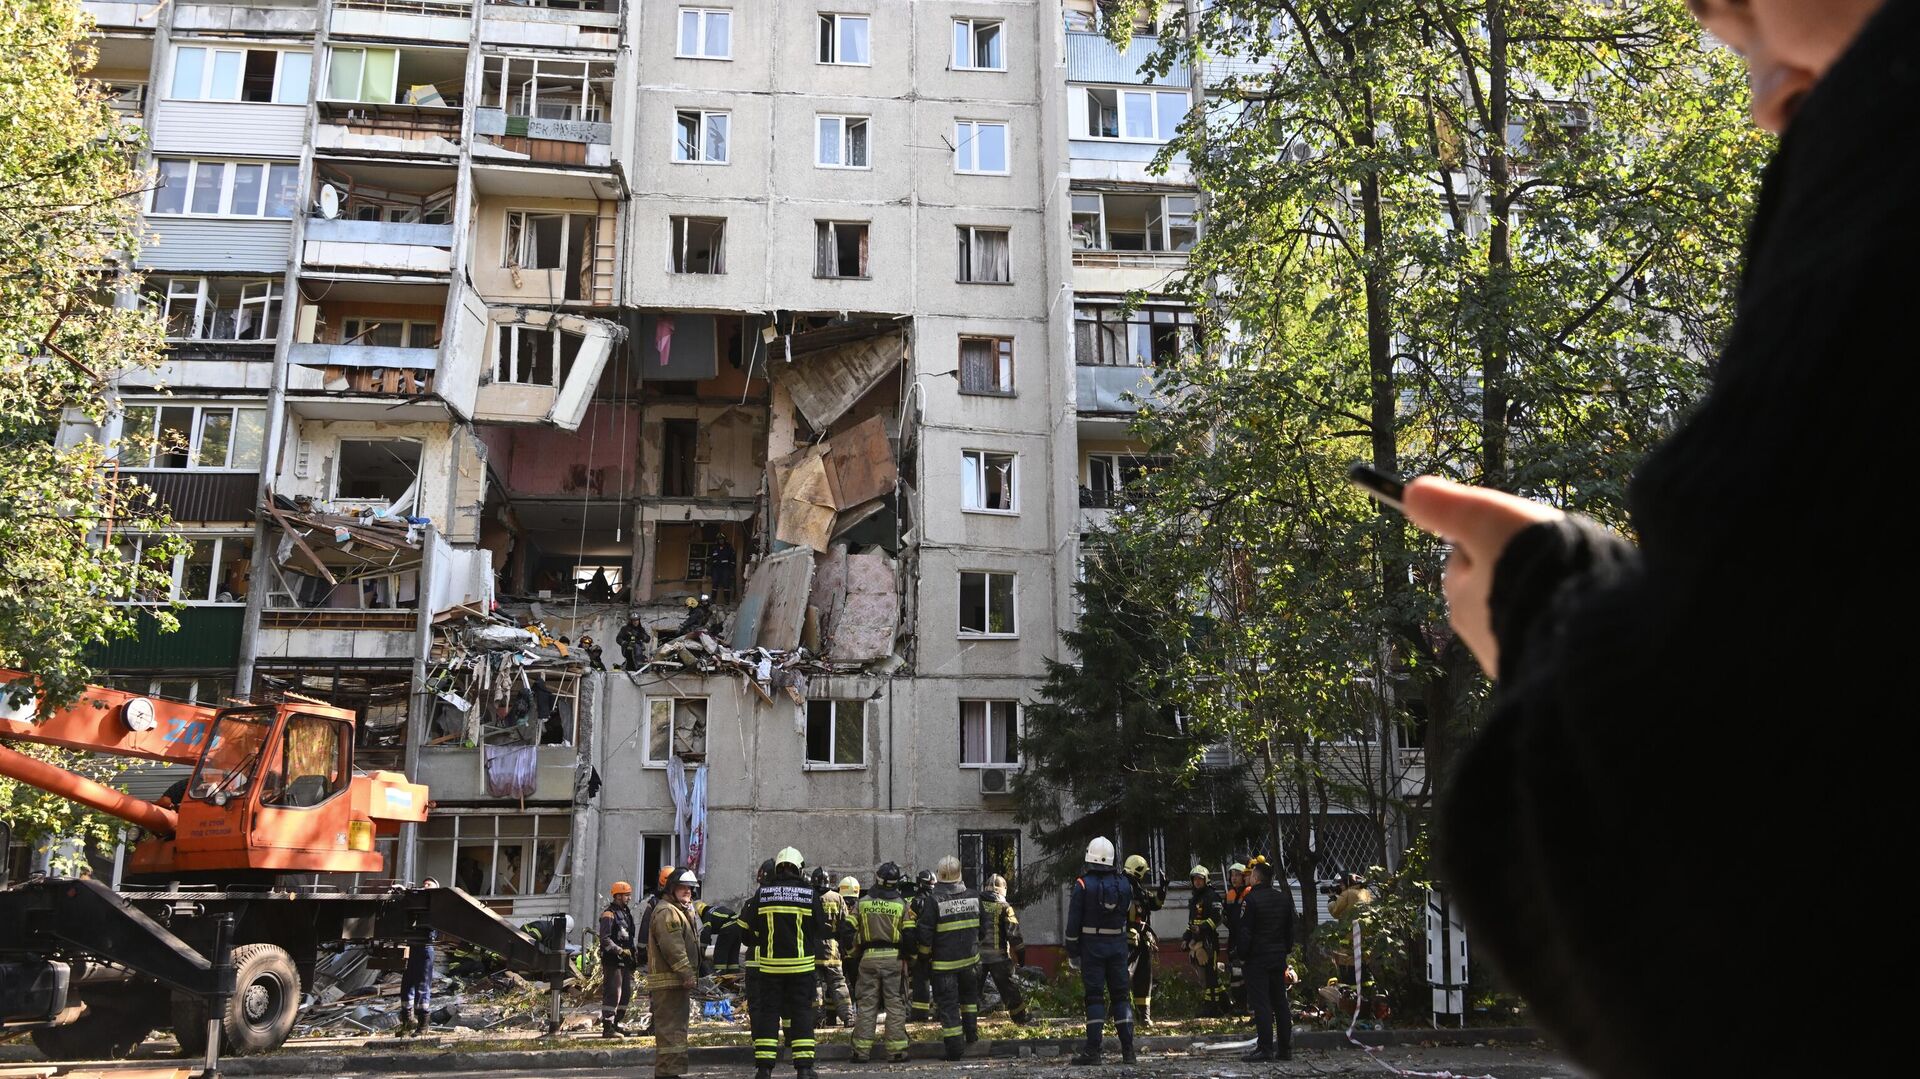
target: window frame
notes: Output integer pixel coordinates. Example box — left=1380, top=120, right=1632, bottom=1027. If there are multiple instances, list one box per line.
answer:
left=672, top=108, right=731, bottom=164
left=814, top=113, right=872, bottom=170
left=959, top=699, right=1020, bottom=767
left=669, top=215, right=727, bottom=274
left=956, top=225, right=1013, bottom=284
left=1073, top=302, right=1199, bottom=367
left=503, top=209, right=595, bottom=270
left=417, top=810, right=574, bottom=905
left=493, top=322, right=585, bottom=388
left=676, top=7, right=734, bottom=60
left=167, top=44, right=311, bottom=104
left=1071, top=191, right=1199, bottom=252
left=113, top=532, right=254, bottom=606
left=803, top=699, right=867, bottom=770
left=957, top=829, right=1020, bottom=892
left=340, top=317, right=441, bottom=350
left=960, top=449, right=1018, bottom=515
left=958, top=335, right=1014, bottom=397
left=147, top=277, right=285, bottom=343
left=1083, top=86, right=1189, bottom=143
left=958, top=569, right=1018, bottom=638
left=952, top=18, right=1006, bottom=72
left=148, top=159, right=300, bottom=220
left=643, top=696, right=709, bottom=767
left=817, top=12, right=872, bottom=66
left=953, top=119, right=1011, bottom=176
left=813, top=219, right=871, bottom=279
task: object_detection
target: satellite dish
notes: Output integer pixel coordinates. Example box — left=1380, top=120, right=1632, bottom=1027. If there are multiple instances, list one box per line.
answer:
left=318, top=183, right=340, bottom=219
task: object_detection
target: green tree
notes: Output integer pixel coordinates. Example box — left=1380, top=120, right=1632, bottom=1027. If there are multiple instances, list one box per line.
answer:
left=2, top=0, right=178, bottom=855
left=1011, top=528, right=1262, bottom=895
left=1092, top=0, right=1767, bottom=921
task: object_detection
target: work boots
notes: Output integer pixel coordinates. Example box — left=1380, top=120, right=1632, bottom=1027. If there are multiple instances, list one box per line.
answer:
left=391, top=1015, right=412, bottom=1037
left=888, top=1049, right=911, bottom=1063
left=1070, top=1022, right=1102, bottom=1065
left=600, top=1019, right=624, bottom=1038
left=1118, top=1021, right=1137, bottom=1064
left=848, top=1048, right=870, bottom=1064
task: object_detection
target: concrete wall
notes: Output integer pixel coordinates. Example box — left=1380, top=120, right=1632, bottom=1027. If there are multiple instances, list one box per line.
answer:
left=275, top=417, right=455, bottom=512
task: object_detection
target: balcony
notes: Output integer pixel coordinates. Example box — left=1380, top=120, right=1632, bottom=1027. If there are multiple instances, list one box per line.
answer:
left=473, top=54, right=616, bottom=170
left=1065, top=32, right=1188, bottom=87
left=483, top=1, right=622, bottom=51
left=172, top=2, right=322, bottom=35
left=1076, top=364, right=1163, bottom=416
left=332, top=0, right=474, bottom=45
left=82, top=1, right=161, bottom=30
left=303, top=218, right=455, bottom=276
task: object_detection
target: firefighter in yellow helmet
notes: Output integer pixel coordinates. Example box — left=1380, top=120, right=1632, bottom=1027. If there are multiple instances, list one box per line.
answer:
left=1184, top=865, right=1226, bottom=1016
left=740, top=847, right=824, bottom=1079
left=1122, top=853, right=1168, bottom=1026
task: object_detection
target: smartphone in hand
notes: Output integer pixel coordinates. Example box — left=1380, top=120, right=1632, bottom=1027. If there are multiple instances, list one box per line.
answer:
left=1347, top=463, right=1407, bottom=513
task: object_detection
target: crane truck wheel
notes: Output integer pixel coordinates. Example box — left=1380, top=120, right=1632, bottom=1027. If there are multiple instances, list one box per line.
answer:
left=171, top=943, right=302, bottom=1056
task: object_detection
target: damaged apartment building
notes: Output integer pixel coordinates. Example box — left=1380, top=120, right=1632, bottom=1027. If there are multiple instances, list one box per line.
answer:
left=53, top=1, right=1352, bottom=949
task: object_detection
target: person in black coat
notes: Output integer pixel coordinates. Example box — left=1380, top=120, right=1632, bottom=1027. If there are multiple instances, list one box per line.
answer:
left=1230, top=861, right=1294, bottom=1063
left=1403, top=3, right=1898, bottom=1078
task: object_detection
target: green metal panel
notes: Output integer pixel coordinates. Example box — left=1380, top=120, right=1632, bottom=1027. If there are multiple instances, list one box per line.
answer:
left=85, top=607, right=243, bottom=670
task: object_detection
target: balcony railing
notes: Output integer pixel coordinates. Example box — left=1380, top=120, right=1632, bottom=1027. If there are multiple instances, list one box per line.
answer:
left=337, top=0, right=472, bottom=15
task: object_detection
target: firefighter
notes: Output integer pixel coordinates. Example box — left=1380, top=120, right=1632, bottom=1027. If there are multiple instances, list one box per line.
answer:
left=1065, top=836, right=1135, bottom=1065
left=1123, top=854, right=1168, bottom=1026
left=905, top=868, right=936, bottom=1021
left=977, top=873, right=1031, bottom=1024
left=646, top=868, right=701, bottom=1079
left=1223, top=861, right=1250, bottom=1014
left=915, top=855, right=983, bottom=1060
left=615, top=612, right=646, bottom=669
left=810, top=865, right=855, bottom=1027
left=733, top=859, right=777, bottom=1038
left=850, top=862, right=911, bottom=1063
left=599, top=880, right=639, bottom=1037
left=700, top=900, right=741, bottom=981
left=836, top=876, right=863, bottom=1002
left=740, top=847, right=824, bottom=1079
left=1184, top=865, right=1226, bottom=1017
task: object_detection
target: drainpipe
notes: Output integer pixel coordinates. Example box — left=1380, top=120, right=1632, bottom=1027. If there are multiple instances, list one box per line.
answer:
left=398, top=522, right=437, bottom=884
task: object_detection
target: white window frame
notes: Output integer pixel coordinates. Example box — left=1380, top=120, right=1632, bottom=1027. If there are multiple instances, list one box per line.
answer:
left=954, top=120, right=1010, bottom=175
left=959, top=699, right=1021, bottom=767
left=817, top=13, right=871, bottom=66
left=167, top=44, right=311, bottom=104
left=961, top=449, right=1018, bottom=514
left=493, top=323, right=582, bottom=387
left=1083, top=87, right=1189, bottom=143
left=149, top=159, right=301, bottom=220
left=958, top=570, right=1018, bottom=638
left=677, top=7, right=734, bottom=60
left=113, top=532, right=253, bottom=605
left=503, top=209, right=593, bottom=270
left=418, top=810, right=574, bottom=905
left=483, top=54, right=610, bottom=122
left=952, top=18, right=1006, bottom=71
left=147, top=278, right=283, bottom=342
left=341, top=317, right=440, bottom=349
left=1071, top=191, right=1200, bottom=252
left=815, top=114, right=871, bottom=169
left=669, top=215, right=727, bottom=274
left=803, top=700, right=867, bottom=770
left=673, top=109, right=731, bottom=164
left=643, top=696, right=709, bottom=767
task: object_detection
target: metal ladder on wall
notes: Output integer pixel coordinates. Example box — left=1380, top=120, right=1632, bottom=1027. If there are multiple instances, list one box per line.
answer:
left=591, top=200, right=618, bottom=306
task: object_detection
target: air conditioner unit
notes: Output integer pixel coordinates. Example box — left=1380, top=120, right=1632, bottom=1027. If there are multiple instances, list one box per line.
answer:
left=978, top=768, right=1014, bottom=796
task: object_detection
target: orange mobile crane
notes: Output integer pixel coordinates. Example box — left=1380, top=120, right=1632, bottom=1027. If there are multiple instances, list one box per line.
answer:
left=0, top=670, right=569, bottom=1064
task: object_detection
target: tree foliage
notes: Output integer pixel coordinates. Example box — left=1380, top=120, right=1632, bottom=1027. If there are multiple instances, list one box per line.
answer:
left=1076, top=0, right=1767, bottom=919
left=2, top=0, right=177, bottom=850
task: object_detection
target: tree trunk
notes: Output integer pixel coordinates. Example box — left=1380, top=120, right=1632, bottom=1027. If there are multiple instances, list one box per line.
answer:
left=1482, top=0, right=1513, bottom=488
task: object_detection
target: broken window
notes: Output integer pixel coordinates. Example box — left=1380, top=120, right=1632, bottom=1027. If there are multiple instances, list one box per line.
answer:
left=1073, top=304, right=1198, bottom=366
left=1084, top=453, right=1166, bottom=508
left=814, top=220, right=870, bottom=278
left=673, top=109, right=730, bottom=163
left=170, top=45, right=310, bottom=104
left=960, top=700, right=1020, bottom=766
left=494, top=323, right=585, bottom=387
left=959, top=570, right=1017, bottom=636
left=959, top=336, right=1013, bottom=395
left=816, top=114, right=870, bottom=168
left=660, top=419, right=698, bottom=497
left=961, top=450, right=1016, bottom=512
left=670, top=216, right=726, bottom=274
left=342, top=318, right=440, bottom=349
left=805, top=700, right=866, bottom=768
left=954, top=120, right=1008, bottom=174
left=480, top=55, right=612, bottom=122
left=119, top=403, right=265, bottom=470
left=1072, top=192, right=1200, bottom=252
left=958, top=830, right=1019, bottom=892
left=818, top=13, right=870, bottom=65
left=419, top=812, right=573, bottom=907
left=953, top=18, right=1005, bottom=70
left=504, top=210, right=594, bottom=285
left=645, top=697, right=708, bottom=764
left=334, top=439, right=421, bottom=503
left=957, top=226, right=1011, bottom=283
